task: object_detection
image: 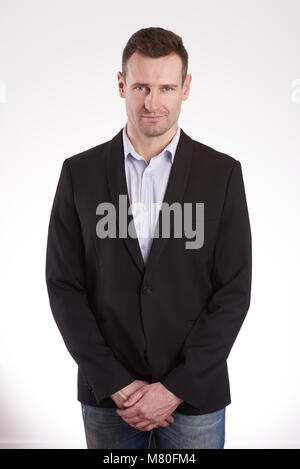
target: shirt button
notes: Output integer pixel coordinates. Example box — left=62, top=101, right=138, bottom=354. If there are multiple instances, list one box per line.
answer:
left=142, top=286, right=153, bottom=295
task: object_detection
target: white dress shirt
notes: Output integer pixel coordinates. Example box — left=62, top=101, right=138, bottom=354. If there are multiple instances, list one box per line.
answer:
left=122, top=123, right=181, bottom=265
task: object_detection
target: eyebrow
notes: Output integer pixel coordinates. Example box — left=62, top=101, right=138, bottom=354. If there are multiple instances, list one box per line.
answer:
left=131, top=82, right=179, bottom=88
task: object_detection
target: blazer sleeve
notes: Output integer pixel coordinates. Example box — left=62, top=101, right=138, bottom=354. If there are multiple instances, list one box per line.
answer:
left=160, top=160, right=252, bottom=410
left=45, top=158, right=135, bottom=403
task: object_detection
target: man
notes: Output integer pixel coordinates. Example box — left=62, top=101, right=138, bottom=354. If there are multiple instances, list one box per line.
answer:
left=45, top=27, right=252, bottom=449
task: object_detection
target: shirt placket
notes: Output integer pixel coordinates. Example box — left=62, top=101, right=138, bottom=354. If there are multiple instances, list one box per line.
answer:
left=140, top=165, right=151, bottom=252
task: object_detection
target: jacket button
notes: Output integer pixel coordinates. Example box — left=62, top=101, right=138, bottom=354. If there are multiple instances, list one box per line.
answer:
left=142, top=286, right=153, bottom=295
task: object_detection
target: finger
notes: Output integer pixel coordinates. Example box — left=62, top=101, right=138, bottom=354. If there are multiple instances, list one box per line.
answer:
left=136, top=420, right=169, bottom=430
left=157, top=420, right=169, bottom=427
left=123, top=398, right=140, bottom=407
left=123, top=418, right=153, bottom=431
left=142, top=423, right=157, bottom=431
left=123, top=390, right=144, bottom=407
left=117, top=406, right=142, bottom=418
left=124, top=415, right=171, bottom=428
left=122, top=416, right=145, bottom=425
left=166, top=416, right=174, bottom=423
left=134, top=420, right=152, bottom=429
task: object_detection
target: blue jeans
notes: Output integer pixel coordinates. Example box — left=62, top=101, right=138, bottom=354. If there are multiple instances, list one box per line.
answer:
left=81, top=403, right=225, bottom=449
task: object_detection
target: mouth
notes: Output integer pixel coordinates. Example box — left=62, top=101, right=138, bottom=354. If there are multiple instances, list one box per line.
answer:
left=141, top=115, right=166, bottom=121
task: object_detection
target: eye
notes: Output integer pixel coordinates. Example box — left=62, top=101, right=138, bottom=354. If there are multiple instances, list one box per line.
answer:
left=135, top=86, right=174, bottom=92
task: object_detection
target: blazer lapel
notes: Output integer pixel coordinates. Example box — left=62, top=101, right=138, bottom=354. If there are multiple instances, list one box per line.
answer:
left=106, top=127, right=194, bottom=278
left=106, top=129, right=145, bottom=275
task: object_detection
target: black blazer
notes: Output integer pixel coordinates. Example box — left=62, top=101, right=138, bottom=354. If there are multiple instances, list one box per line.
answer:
left=45, top=128, right=252, bottom=415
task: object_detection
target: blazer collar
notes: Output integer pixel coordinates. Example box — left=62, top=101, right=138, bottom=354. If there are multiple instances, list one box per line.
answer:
left=106, top=127, right=194, bottom=278
left=122, top=124, right=181, bottom=165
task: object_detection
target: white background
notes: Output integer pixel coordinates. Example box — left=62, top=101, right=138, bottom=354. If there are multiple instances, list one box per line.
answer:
left=0, top=0, right=299, bottom=449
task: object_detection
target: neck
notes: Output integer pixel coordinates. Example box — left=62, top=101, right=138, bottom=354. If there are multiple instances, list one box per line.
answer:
left=126, top=121, right=178, bottom=164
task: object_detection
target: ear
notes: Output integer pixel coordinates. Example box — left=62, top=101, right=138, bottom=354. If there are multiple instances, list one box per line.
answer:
left=118, top=71, right=126, bottom=99
left=182, top=73, right=192, bottom=101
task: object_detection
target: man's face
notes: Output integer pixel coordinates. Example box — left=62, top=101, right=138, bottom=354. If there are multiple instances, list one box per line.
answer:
left=118, top=51, right=192, bottom=138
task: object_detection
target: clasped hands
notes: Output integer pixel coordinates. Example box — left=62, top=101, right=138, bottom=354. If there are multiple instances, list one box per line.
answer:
left=110, top=380, right=183, bottom=431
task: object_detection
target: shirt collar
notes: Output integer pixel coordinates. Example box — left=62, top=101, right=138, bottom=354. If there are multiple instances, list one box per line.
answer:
left=122, top=123, right=181, bottom=164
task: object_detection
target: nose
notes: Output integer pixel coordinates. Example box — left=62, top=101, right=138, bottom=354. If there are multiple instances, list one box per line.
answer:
left=144, top=89, right=162, bottom=113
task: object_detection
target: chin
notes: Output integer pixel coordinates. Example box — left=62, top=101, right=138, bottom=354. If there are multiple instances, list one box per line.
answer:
left=144, top=129, right=166, bottom=137
left=141, top=123, right=170, bottom=137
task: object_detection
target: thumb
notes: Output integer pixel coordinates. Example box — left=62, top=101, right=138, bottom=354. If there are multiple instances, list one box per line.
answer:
left=123, top=390, right=142, bottom=407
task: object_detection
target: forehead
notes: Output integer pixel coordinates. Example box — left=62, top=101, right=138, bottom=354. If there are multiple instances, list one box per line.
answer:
left=126, top=51, right=182, bottom=84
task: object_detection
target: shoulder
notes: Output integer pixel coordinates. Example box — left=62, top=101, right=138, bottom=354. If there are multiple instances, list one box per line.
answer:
left=65, top=138, right=111, bottom=170
left=191, top=135, right=238, bottom=165
left=182, top=131, right=241, bottom=178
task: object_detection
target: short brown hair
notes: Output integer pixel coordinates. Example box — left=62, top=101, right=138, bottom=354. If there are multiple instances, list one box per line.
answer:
left=122, top=27, right=188, bottom=87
